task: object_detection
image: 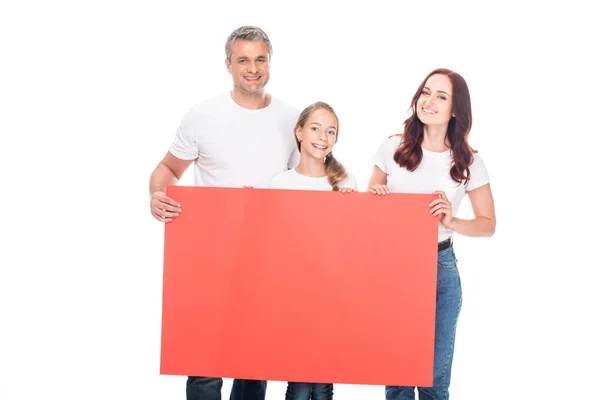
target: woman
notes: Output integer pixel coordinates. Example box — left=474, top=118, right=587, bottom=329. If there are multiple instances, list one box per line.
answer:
left=369, top=68, right=496, bottom=400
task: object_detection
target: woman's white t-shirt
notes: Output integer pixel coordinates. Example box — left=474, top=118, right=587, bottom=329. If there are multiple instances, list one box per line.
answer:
left=372, top=135, right=490, bottom=242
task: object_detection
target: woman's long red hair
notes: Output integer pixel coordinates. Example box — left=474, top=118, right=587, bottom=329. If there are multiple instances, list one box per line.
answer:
left=393, top=68, right=475, bottom=185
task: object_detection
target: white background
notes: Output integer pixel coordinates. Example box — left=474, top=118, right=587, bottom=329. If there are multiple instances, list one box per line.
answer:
left=1, top=0, right=599, bottom=399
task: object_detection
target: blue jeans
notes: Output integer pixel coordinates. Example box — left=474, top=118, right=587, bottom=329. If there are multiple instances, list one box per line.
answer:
left=286, top=382, right=333, bottom=400
left=186, top=376, right=267, bottom=400
left=386, top=240, right=462, bottom=400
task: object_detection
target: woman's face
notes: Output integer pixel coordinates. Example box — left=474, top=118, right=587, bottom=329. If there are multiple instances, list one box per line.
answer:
left=416, top=74, right=454, bottom=127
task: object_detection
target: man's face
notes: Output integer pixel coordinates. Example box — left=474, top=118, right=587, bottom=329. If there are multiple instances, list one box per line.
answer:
left=226, top=40, right=270, bottom=95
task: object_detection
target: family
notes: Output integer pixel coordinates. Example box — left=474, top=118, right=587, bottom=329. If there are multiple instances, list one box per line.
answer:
left=149, top=26, right=496, bottom=400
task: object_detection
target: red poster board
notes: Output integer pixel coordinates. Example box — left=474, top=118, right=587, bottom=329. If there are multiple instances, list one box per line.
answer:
left=161, top=186, right=438, bottom=386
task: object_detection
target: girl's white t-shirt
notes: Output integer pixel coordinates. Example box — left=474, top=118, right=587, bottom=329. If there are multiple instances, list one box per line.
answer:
left=269, top=168, right=358, bottom=191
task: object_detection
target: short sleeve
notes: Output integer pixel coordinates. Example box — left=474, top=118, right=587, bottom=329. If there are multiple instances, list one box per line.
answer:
left=339, top=172, right=359, bottom=190
left=371, top=136, right=399, bottom=174
left=465, top=153, right=490, bottom=191
left=169, top=107, right=200, bottom=161
left=268, top=171, right=285, bottom=189
left=287, top=147, right=300, bottom=169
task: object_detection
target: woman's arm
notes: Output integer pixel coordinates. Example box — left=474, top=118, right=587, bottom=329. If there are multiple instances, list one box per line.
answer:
left=368, top=166, right=391, bottom=195
left=431, top=183, right=496, bottom=237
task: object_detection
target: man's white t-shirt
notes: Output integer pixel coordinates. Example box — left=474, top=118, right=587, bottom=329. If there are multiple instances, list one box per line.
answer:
left=372, top=135, right=490, bottom=242
left=169, top=93, right=300, bottom=188
left=269, top=168, right=358, bottom=191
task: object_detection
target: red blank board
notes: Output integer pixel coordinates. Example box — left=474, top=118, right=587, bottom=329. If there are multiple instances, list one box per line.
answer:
left=161, top=186, right=438, bottom=386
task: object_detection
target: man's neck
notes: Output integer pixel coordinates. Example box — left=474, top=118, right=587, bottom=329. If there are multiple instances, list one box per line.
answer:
left=230, top=90, right=271, bottom=110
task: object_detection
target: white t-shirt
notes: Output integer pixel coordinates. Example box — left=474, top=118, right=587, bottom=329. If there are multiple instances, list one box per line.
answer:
left=169, top=92, right=300, bottom=188
left=268, top=168, right=358, bottom=191
left=372, top=135, right=490, bottom=242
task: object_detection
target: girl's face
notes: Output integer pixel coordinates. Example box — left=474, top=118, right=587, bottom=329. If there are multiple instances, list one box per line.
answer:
left=416, top=74, right=454, bottom=127
left=296, top=109, right=338, bottom=160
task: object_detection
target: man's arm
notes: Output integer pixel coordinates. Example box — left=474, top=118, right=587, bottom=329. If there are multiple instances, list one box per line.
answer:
left=149, top=152, right=194, bottom=222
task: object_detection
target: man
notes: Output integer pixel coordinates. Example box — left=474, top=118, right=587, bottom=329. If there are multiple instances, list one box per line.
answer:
left=149, top=26, right=299, bottom=400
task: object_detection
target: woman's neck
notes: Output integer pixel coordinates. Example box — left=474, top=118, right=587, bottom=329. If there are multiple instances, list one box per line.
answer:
left=422, top=125, right=450, bottom=152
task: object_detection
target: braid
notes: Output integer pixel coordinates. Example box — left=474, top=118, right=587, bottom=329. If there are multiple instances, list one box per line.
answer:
left=325, top=153, right=348, bottom=191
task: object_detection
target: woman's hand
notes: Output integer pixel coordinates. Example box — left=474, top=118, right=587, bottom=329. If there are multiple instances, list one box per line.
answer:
left=368, top=184, right=391, bottom=195
left=429, top=190, right=454, bottom=227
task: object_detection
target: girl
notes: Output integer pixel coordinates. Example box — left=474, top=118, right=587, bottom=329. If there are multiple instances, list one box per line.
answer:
left=269, top=101, right=357, bottom=193
left=369, top=69, right=496, bottom=400
left=269, top=101, right=357, bottom=400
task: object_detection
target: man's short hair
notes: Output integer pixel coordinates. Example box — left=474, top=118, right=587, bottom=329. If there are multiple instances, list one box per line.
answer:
left=225, top=26, right=273, bottom=62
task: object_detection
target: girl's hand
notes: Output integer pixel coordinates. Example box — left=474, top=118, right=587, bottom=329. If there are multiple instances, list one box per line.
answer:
left=340, top=187, right=355, bottom=194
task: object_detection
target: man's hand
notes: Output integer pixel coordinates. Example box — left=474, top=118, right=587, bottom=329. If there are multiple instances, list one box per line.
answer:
left=150, top=191, right=181, bottom=223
